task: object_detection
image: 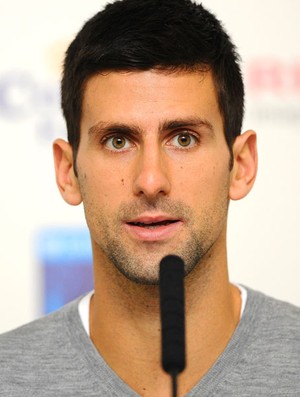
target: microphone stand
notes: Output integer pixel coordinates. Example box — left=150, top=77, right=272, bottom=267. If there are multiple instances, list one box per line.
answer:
left=159, top=255, right=186, bottom=397
left=171, top=370, right=179, bottom=397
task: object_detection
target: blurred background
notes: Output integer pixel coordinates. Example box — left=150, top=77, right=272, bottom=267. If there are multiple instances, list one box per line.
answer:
left=0, top=0, right=299, bottom=333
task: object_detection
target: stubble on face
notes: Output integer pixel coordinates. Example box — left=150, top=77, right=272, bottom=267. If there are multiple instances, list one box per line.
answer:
left=79, top=178, right=229, bottom=286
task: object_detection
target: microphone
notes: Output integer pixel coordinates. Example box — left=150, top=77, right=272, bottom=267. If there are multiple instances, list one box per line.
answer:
left=159, top=255, right=186, bottom=397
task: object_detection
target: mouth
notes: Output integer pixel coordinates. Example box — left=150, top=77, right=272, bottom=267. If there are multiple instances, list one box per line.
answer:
left=124, top=215, right=183, bottom=242
left=127, top=219, right=179, bottom=229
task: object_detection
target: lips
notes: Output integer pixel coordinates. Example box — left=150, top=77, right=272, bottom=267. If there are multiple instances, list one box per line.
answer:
left=124, top=215, right=183, bottom=242
left=127, top=219, right=178, bottom=228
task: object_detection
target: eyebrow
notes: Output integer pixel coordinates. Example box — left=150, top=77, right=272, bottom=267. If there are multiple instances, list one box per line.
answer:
left=88, top=116, right=214, bottom=137
left=160, top=117, right=214, bottom=134
left=88, top=122, right=143, bottom=137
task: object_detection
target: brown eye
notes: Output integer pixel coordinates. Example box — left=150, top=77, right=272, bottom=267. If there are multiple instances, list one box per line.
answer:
left=167, top=132, right=197, bottom=149
left=104, top=135, right=133, bottom=151
left=112, top=136, right=126, bottom=149
left=177, top=134, right=191, bottom=147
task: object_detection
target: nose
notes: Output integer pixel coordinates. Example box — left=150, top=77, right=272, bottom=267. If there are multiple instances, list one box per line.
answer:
left=132, top=144, right=171, bottom=199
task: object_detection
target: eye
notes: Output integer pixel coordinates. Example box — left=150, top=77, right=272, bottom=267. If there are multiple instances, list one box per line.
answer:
left=103, top=135, right=132, bottom=151
left=168, top=132, right=198, bottom=148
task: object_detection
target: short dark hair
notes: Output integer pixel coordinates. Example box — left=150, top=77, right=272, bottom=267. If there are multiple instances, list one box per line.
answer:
left=61, top=0, right=244, bottom=166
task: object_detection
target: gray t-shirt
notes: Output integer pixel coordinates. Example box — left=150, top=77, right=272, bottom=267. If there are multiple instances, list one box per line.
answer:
left=0, top=287, right=299, bottom=396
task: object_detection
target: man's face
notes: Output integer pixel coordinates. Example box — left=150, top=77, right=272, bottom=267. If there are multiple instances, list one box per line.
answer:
left=76, top=70, right=232, bottom=284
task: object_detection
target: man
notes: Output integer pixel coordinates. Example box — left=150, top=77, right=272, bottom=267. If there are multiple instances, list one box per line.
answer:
left=0, top=0, right=299, bottom=396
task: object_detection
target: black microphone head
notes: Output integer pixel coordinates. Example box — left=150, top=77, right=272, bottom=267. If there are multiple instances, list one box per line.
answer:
left=159, top=255, right=186, bottom=375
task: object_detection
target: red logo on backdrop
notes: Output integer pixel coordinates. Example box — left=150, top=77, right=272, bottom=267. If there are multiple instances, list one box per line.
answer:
left=246, top=58, right=300, bottom=97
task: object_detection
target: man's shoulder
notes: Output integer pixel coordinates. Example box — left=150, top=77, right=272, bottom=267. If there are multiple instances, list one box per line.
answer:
left=0, top=297, right=81, bottom=368
left=242, top=287, right=300, bottom=370
left=1, top=299, right=74, bottom=339
left=247, top=286, right=300, bottom=326
left=195, top=287, right=300, bottom=396
left=245, top=287, right=300, bottom=342
left=0, top=296, right=104, bottom=396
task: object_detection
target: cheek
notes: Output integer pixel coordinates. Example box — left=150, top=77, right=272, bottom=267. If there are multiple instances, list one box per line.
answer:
left=175, top=155, right=228, bottom=191
left=79, top=164, right=130, bottom=214
left=175, top=163, right=230, bottom=218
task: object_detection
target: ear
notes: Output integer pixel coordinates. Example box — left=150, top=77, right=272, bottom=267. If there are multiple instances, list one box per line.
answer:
left=53, top=139, right=82, bottom=205
left=229, top=130, right=258, bottom=201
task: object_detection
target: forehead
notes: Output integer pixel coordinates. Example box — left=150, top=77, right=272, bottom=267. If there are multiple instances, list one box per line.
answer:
left=81, top=69, right=222, bottom=132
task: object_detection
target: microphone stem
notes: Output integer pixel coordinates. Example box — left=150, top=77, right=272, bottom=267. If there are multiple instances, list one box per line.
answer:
left=171, top=372, right=178, bottom=397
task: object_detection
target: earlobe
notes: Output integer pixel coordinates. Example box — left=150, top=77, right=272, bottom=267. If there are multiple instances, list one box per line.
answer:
left=53, top=139, right=82, bottom=206
left=229, top=130, right=258, bottom=201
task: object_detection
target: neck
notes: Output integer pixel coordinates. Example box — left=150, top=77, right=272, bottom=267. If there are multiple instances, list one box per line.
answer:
left=90, top=248, right=241, bottom=396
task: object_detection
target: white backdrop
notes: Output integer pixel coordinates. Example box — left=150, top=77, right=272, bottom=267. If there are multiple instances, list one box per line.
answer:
left=0, top=0, right=299, bottom=333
